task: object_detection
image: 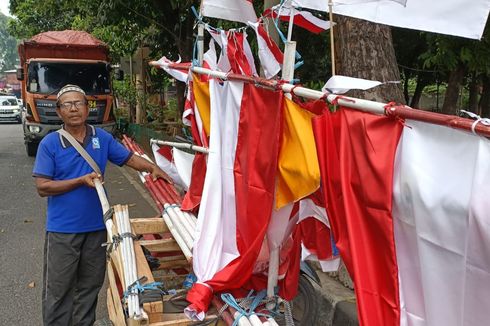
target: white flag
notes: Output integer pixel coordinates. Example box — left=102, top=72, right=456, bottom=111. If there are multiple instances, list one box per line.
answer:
left=292, top=0, right=490, bottom=40
left=201, top=0, right=258, bottom=24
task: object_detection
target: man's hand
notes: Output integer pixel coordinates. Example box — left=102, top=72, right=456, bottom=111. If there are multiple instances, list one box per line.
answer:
left=80, top=172, right=102, bottom=188
left=151, top=166, right=173, bottom=184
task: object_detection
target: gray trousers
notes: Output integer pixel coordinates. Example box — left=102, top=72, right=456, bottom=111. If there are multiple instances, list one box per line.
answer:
left=42, top=230, right=107, bottom=326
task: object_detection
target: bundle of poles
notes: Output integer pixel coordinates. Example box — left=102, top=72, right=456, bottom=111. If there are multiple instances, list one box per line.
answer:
left=113, top=204, right=143, bottom=320
left=121, top=135, right=196, bottom=261
left=93, top=178, right=143, bottom=320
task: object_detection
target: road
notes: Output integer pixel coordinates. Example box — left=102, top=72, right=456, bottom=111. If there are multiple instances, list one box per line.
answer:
left=0, top=122, right=158, bottom=325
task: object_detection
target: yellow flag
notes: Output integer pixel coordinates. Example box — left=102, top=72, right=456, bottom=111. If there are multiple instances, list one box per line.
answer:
left=276, top=97, right=320, bottom=209
left=192, top=74, right=211, bottom=137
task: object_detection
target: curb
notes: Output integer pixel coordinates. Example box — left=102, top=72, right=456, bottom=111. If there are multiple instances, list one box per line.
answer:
left=312, top=271, right=358, bottom=326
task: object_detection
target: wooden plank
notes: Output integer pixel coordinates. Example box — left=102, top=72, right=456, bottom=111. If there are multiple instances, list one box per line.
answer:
left=107, top=261, right=127, bottom=326
left=138, top=239, right=181, bottom=253
left=157, top=259, right=189, bottom=270
left=134, top=241, right=156, bottom=283
left=131, top=217, right=169, bottom=234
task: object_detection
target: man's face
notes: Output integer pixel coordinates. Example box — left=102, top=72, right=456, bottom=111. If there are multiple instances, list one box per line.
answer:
left=56, top=91, right=89, bottom=127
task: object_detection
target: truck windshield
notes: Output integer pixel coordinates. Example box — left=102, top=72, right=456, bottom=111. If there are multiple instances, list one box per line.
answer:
left=27, top=62, right=110, bottom=95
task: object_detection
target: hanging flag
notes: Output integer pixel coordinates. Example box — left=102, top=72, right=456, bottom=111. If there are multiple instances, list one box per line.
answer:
left=292, top=0, right=489, bottom=39
left=313, top=106, right=490, bottom=326
left=322, top=75, right=385, bottom=94
left=201, top=0, right=258, bottom=24
left=154, top=56, right=189, bottom=82
left=152, top=143, right=186, bottom=189
left=276, top=97, right=320, bottom=209
left=206, top=27, right=257, bottom=76
left=186, top=80, right=283, bottom=320
left=264, top=6, right=333, bottom=34
left=247, top=21, right=284, bottom=79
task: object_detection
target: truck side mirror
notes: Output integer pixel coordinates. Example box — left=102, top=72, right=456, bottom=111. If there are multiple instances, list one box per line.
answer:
left=16, top=68, right=24, bottom=81
left=114, top=69, right=124, bottom=81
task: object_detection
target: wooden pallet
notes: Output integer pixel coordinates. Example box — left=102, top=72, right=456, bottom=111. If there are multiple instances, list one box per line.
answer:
left=106, top=215, right=218, bottom=326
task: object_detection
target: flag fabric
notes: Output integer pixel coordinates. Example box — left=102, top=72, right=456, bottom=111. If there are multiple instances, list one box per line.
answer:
left=276, top=97, right=320, bottom=209
left=264, top=6, right=333, bottom=34
left=313, top=106, right=490, bottom=326
left=181, top=75, right=210, bottom=211
left=186, top=80, right=283, bottom=320
left=201, top=0, right=258, bottom=24
left=293, top=0, right=490, bottom=40
left=207, top=27, right=257, bottom=76
left=154, top=56, right=189, bottom=82
left=322, top=75, right=385, bottom=94
left=247, top=22, right=284, bottom=79
left=152, top=144, right=186, bottom=188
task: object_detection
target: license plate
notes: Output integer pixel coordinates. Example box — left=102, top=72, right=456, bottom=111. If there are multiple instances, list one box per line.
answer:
left=88, top=100, right=97, bottom=112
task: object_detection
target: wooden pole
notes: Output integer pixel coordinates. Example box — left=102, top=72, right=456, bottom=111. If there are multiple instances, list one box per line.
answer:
left=329, top=0, right=336, bottom=76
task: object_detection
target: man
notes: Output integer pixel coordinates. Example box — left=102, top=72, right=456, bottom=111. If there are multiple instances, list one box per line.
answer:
left=33, top=84, right=171, bottom=326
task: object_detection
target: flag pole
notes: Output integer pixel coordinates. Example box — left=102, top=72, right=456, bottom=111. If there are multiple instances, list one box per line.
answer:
left=328, top=0, right=336, bottom=76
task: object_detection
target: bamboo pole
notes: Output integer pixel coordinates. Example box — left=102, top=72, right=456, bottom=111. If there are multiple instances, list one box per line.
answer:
left=150, top=139, right=210, bottom=154
left=149, top=62, right=490, bottom=137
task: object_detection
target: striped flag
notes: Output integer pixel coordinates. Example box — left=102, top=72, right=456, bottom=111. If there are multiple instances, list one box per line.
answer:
left=313, top=106, right=490, bottom=326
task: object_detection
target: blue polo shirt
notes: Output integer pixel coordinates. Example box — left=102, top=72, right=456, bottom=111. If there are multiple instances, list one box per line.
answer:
left=33, top=125, right=132, bottom=233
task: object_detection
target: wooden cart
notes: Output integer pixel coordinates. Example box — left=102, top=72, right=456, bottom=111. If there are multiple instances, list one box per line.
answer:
left=106, top=213, right=219, bottom=326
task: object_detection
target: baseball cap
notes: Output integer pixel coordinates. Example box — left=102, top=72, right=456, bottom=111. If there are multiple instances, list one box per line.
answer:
left=57, top=84, right=86, bottom=100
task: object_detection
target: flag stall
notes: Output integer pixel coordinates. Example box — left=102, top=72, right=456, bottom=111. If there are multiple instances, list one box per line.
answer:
left=110, top=0, right=490, bottom=325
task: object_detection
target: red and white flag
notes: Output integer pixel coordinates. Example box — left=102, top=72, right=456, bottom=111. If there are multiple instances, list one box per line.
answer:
left=185, top=79, right=283, bottom=320
left=293, top=0, right=490, bottom=39
left=201, top=0, right=258, bottom=24
left=247, top=22, right=284, bottom=78
left=264, top=6, right=333, bottom=34
left=313, top=106, right=490, bottom=326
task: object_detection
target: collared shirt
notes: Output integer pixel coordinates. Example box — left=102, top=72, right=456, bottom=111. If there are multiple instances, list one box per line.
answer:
left=33, top=125, right=132, bottom=233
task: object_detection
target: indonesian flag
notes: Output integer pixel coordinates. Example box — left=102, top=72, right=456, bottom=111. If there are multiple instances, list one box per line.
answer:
left=247, top=22, right=284, bottom=79
left=207, top=27, right=257, bottom=76
left=264, top=6, right=333, bottom=34
left=185, top=79, right=283, bottom=320
left=293, top=0, right=490, bottom=40
left=313, top=106, right=490, bottom=325
left=200, top=0, right=258, bottom=24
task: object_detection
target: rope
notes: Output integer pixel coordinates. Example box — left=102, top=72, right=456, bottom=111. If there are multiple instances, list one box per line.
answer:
left=460, top=110, right=490, bottom=135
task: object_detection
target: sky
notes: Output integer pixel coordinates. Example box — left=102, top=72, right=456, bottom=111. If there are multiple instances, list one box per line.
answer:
left=0, top=0, right=11, bottom=17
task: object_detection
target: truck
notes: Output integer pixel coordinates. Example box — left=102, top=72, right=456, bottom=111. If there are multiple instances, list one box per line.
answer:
left=17, top=30, right=121, bottom=156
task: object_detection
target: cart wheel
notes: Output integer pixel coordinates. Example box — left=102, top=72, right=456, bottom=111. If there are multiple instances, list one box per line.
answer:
left=93, top=318, right=114, bottom=326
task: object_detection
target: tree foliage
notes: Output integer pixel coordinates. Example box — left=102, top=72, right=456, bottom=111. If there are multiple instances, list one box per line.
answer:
left=0, top=13, right=18, bottom=70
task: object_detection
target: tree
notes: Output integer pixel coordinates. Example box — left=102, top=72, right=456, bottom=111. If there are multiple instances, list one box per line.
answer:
left=0, top=13, right=18, bottom=70
left=333, top=15, right=404, bottom=103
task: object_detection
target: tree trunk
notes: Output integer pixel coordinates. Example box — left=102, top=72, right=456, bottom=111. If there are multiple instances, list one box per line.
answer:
left=441, top=63, right=466, bottom=115
left=480, top=75, right=490, bottom=118
left=333, top=16, right=404, bottom=103
left=403, top=70, right=410, bottom=104
left=410, top=73, right=428, bottom=108
left=468, top=74, right=480, bottom=114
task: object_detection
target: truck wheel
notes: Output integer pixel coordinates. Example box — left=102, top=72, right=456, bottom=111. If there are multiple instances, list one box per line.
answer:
left=26, top=141, right=38, bottom=157
left=93, top=318, right=114, bottom=326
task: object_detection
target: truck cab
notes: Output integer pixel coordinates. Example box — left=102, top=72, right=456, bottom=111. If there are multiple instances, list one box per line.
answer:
left=21, top=58, right=115, bottom=155
left=17, top=30, right=117, bottom=157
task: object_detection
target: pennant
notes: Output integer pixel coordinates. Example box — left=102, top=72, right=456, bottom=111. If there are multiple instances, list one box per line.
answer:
left=265, top=6, right=333, bottom=34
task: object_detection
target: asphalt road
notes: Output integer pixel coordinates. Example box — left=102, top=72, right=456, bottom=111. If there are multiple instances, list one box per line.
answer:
left=0, top=122, right=158, bottom=325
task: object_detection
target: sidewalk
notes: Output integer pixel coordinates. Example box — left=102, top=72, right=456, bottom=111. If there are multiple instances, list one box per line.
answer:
left=98, top=162, right=359, bottom=326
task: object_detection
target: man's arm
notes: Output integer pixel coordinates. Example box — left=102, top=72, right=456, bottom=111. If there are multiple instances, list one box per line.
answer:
left=35, top=172, right=100, bottom=197
left=125, top=154, right=173, bottom=183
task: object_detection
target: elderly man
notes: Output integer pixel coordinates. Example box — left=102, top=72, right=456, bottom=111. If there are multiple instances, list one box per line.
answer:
left=33, top=84, right=170, bottom=326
